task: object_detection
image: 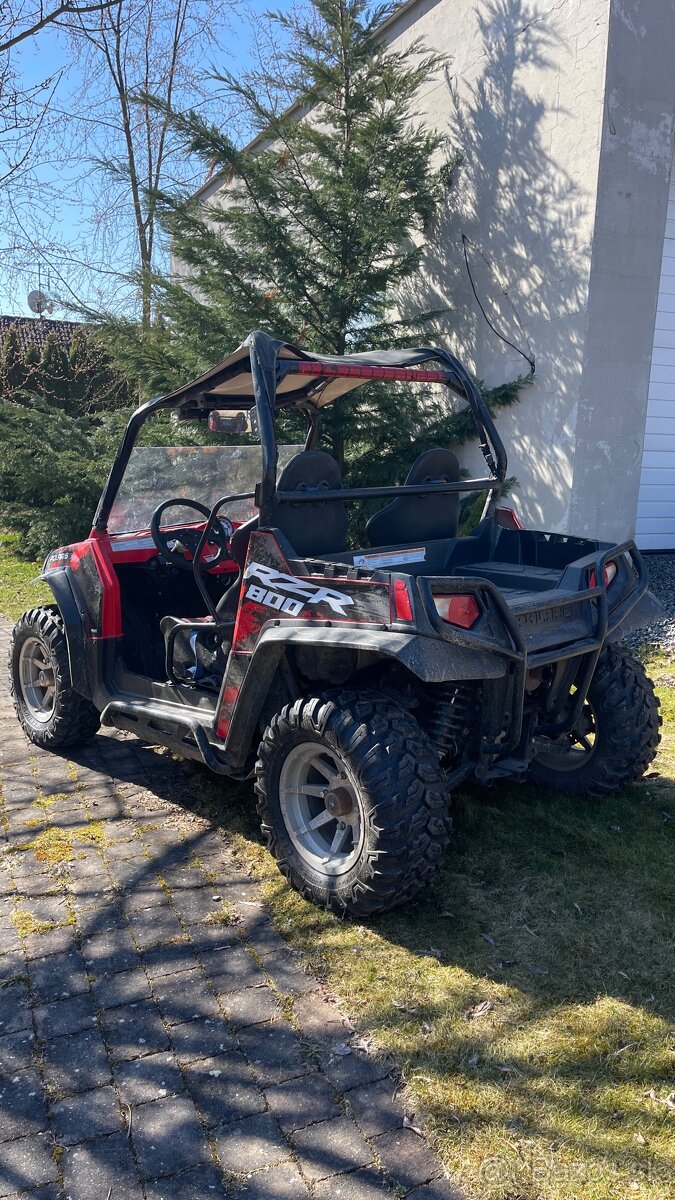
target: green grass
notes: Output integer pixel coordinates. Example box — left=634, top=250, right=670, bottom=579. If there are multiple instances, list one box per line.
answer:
left=0, top=535, right=49, bottom=621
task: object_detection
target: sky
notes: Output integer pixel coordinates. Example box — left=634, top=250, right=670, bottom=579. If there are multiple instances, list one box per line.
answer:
left=0, top=0, right=275, bottom=317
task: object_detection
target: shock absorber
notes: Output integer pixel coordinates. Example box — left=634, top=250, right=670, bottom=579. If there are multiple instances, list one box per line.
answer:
left=423, top=683, right=479, bottom=763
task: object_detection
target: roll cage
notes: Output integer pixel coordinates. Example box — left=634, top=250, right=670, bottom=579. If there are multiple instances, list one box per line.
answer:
left=93, top=329, right=507, bottom=536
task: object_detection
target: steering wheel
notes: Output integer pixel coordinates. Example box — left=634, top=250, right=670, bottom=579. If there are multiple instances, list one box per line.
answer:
left=150, top=499, right=232, bottom=571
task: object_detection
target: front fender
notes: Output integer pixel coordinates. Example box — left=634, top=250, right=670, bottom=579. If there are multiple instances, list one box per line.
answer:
left=40, top=568, right=92, bottom=699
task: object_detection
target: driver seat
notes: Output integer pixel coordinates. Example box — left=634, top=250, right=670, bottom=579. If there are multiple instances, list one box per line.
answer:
left=159, top=518, right=256, bottom=687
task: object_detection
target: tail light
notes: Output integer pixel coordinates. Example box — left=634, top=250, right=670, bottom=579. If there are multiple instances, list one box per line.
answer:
left=495, top=506, right=523, bottom=530
left=433, top=593, right=481, bottom=629
left=392, top=579, right=414, bottom=622
left=589, top=561, right=617, bottom=589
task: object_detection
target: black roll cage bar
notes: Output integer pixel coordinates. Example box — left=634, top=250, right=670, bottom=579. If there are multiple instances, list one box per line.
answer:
left=92, top=330, right=507, bottom=535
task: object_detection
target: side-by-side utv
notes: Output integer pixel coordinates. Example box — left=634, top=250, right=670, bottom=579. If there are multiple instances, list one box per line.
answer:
left=9, top=331, right=662, bottom=916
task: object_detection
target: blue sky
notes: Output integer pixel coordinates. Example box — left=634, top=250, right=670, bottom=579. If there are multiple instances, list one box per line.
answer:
left=0, top=0, right=275, bottom=317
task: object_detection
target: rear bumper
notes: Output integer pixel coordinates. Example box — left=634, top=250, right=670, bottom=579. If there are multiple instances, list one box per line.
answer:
left=416, top=539, right=651, bottom=760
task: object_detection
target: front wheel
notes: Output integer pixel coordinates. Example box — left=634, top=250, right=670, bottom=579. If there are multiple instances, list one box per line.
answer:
left=255, top=691, right=451, bottom=918
left=10, top=607, right=101, bottom=749
left=530, top=645, right=661, bottom=795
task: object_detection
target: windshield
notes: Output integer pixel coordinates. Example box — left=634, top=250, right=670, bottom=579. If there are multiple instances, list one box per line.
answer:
left=107, top=444, right=303, bottom=534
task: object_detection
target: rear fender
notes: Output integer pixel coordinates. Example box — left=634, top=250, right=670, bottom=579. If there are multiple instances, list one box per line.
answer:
left=607, top=588, right=664, bottom=642
left=221, top=625, right=506, bottom=769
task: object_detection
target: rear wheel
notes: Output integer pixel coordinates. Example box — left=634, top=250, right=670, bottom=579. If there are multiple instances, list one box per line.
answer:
left=10, top=607, right=100, bottom=749
left=255, top=691, right=451, bottom=917
left=530, top=645, right=660, bottom=795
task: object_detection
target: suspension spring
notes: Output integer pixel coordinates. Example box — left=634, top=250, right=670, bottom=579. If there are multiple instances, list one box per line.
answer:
left=423, top=683, right=479, bottom=762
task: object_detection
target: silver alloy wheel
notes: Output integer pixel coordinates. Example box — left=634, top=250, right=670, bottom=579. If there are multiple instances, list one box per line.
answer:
left=18, top=636, right=56, bottom=723
left=535, top=696, right=598, bottom=771
left=278, top=742, right=364, bottom=877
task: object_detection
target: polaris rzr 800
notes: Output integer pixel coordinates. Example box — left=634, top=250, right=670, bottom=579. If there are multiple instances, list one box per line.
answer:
left=9, top=331, right=662, bottom=916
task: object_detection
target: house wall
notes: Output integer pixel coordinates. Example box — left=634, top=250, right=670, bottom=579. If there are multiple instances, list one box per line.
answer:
left=380, top=0, right=612, bottom=535
left=380, top=0, right=675, bottom=541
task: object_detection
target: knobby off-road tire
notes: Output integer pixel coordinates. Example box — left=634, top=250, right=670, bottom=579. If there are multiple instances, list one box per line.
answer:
left=530, top=644, right=661, bottom=796
left=255, top=691, right=451, bottom=918
left=10, top=606, right=100, bottom=749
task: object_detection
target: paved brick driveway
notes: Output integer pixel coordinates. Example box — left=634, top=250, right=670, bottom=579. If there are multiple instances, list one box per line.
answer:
left=0, top=619, right=459, bottom=1199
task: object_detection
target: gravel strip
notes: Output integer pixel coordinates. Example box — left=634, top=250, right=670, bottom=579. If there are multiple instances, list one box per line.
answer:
left=627, top=552, right=675, bottom=654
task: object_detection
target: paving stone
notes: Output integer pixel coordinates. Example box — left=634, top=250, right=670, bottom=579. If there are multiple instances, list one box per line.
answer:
left=34, top=992, right=97, bottom=1039
left=28, top=951, right=90, bottom=1004
left=237, top=1019, right=311, bottom=1086
left=122, top=884, right=168, bottom=912
left=291, top=1115, right=373, bottom=1184
left=61, top=1131, right=144, bottom=1200
left=219, top=985, right=281, bottom=1029
left=346, top=1078, right=405, bottom=1137
left=262, top=948, right=320, bottom=996
left=236, top=911, right=290, bottom=958
left=0, top=949, right=26, bottom=987
left=126, top=902, right=184, bottom=950
left=81, top=925, right=140, bottom=976
left=201, top=945, right=265, bottom=994
left=184, top=1051, right=266, bottom=1127
left=214, top=1111, right=289, bottom=1174
left=0, top=980, right=32, bottom=1034
left=51, top=1083, right=123, bottom=1145
left=113, top=1050, right=185, bottom=1105
left=106, top=856, right=148, bottom=888
left=43, top=1028, right=112, bottom=1097
left=142, top=941, right=201, bottom=979
left=160, top=864, right=207, bottom=891
left=0, top=1131, right=57, bottom=1197
left=264, top=1072, right=341, bottom=1132
left=293, top=992, right=353, bottom=1044
left=14, top=895, right=69, bottom=926
left=101, top=1000, right=171, bottom=1062
left=144, top=1163, right=229, bottom=1200
left=151, top=966, right=220, bottom=1025
left=0, top=1028, right=36, bottom=1073
left=170, top=1016, right=236, bottom=1063
left=24, top=925, right=76, bottom=960
left=169, top=886, right=225, bottom=926
left=188, top=921, right=240, bottom=954
left=312, top=1166, right=392, bottom=1199
left=234, top=1162, right=311, bottom=1199
left=2, top=1185, right=60, bottom=1200
left=372, top=1128, right=442, bottom=1190
left=92, top=966, right=153, bottom=1009
left=319, top=1046, right=392, bottom=1093
left=75, top=900, right=125, bottom=935
left=131, top=1094, right=210, bottom=1179
left=11, top=868, right=58, bottom=897
left=0, top=1067, right=48, bottom=1141
left=0, top=921, right=20, bottom=958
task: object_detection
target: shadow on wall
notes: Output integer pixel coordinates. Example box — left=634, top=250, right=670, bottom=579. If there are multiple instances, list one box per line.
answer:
left=409, top=0, right=594, bottom=531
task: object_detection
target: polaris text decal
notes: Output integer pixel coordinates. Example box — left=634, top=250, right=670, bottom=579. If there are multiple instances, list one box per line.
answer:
left=244, top=562, right=354, bottom=617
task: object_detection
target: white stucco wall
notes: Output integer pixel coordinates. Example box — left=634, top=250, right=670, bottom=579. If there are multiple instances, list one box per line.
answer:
left=380, top=0, right=612, bottom=534
left=381, top=0, right=675, bottom=541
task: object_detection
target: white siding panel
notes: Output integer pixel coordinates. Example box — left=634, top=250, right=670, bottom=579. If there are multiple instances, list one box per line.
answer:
left=637, top=150, right=675, bottom=551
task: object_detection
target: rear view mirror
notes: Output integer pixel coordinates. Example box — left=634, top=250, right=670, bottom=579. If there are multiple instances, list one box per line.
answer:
left=208, top=410, right=252, bottom=434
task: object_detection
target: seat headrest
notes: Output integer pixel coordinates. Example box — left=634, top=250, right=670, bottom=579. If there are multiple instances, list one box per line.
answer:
left=272, top=450, right=348, bottom=557
left=365, top=447, right=461, bottom=548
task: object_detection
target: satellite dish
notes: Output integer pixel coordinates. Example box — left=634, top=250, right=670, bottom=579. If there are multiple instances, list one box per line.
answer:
left=27, top=290, right=53, bottom=315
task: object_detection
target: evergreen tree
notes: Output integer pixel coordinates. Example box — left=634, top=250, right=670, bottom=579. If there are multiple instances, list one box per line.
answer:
left=98, top=0, right=526, bottom=489
left=0, top=325, right=29, bottom=395
left=38, top=335, right=75, bottom=412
